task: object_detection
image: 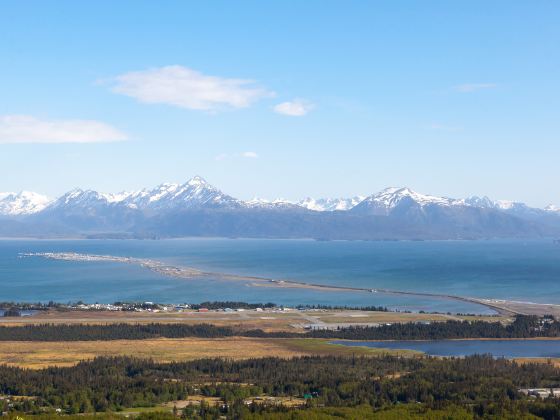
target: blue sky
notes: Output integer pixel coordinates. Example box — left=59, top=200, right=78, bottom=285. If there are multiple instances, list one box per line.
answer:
left=0, top=1, right=558, bottom=206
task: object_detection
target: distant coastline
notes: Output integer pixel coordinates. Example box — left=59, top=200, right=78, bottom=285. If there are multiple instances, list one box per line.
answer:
left=4, top=235, right=558, bottom=244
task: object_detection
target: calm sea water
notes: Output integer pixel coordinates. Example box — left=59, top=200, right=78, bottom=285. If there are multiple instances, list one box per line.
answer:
left=332, top=339, right=560, bottom=358
left=0, top=238, right=559, bottom=313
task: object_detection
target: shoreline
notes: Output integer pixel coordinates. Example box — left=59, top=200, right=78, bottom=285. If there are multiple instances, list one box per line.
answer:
left=22, top=252, right=560, bottom=317
left=329, top=337, right=560, bottom=342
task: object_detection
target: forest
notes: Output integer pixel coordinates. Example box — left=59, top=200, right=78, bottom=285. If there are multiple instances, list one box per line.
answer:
left=2, top=355, right=560, bottom=419
left=307, top=314, right=560, bottom=340
left=0, top=315, right=557, bottom=341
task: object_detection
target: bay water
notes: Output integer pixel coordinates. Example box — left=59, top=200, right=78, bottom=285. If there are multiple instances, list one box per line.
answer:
left=1, top=238, right=559, bottom=314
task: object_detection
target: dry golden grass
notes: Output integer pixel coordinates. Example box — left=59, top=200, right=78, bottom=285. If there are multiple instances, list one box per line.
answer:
left=0, top=337, right=423, bottom=369
left=514, top=358, right=560, bottom=368
left=163, top=396, right=223, bottom=408
left=243, top=396, right=307, bottom=407
left=0, top=337, right=307, bottom=369
left=313, top=311, right=508, bottom=324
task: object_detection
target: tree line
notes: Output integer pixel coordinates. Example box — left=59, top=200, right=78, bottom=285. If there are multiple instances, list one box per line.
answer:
left=307, top=314, right=560, bottom=340
left=0, top=315, right=557, bottom=341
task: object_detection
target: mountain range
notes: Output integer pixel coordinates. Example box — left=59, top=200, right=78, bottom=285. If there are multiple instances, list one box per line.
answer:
left=1, top=176, right=559, bottom=240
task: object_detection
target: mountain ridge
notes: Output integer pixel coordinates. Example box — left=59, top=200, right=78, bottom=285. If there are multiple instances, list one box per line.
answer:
left=2, top=176, right=556, bottom=216
left=1, top=176, right=558, bottom=240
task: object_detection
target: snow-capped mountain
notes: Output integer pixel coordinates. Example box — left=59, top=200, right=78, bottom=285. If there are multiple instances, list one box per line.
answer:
left=458, top=196, right=496, bottom=208
left=121, top=176, right=242, bottom=211
left=454, top=196, right=534, bottom=212
left=36, top=188, right=138, bottom=232
left=5, top=180, right=558, bottom=218
left=48, top=189, right=116, bottom=210
left=351, top=187, right=456, bottom=216
left=298, top=196, right=365, bottom=211
left=461, top=197, right=549, bottom=220
left=245, top=196, right=365, bottom=211
left=2, top=178, right=558, bottom=239
left=245, top=197, right=299, bottom=210
left=44, top=176, right=242, bottom=214
left=352, top=188, right=559, bottom=218
left=0, top=191, right=51, bottom=216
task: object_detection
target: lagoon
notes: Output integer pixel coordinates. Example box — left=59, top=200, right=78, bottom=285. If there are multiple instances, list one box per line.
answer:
left=331, top=339, right=560, bottom=358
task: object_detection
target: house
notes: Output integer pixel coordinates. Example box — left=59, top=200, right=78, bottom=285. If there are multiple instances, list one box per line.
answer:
left=519, top=388, right=560, bottom=398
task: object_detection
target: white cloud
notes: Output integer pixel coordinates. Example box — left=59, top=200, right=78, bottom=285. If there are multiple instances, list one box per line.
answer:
left=0, top=115, right=127, bottom=144
left=453, top=83, right=497, bottom=93
left=273, top=99, right=314, bottom=116
left=240, top=151, right=258, bottom=158
left=110, top=65, right=273, bottom=111
left=215, top=151, right=259, bottom=161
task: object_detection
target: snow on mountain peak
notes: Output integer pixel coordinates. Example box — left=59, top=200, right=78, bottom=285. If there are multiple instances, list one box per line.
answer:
left=459, top=196, right=495, bottom=208
left=369, top=186, right=453, bottom=207
left=0, top=191, right=52, bottom=215
left=494, top=200, right=529, bottom=211
left=103, top=191, right=134, bottom=203
left=118, top=177, right=240, bottom=210
left=187, top=175, right=207, bottom=186
left=298, top=196, right=365, bottom=211
left=3, top=179, right=557, bottom=219
left=245, top=197, right=297, bottom=210
left=50, top=188, right=110, bottom=208
left=349, top=186, right=464, bottom=216
left=145, top=183, right=180, bottom=203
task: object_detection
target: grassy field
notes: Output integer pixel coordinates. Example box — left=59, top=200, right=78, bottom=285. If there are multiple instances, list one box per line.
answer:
left=310, top=311, right=487, bottom=324
left=0, top=308, right=512, bottom=369
left=282, top=338, right=421, bottom=357
left=0, top=337, right=420, bottom=369
left=0, top=337, right=302, bottom=368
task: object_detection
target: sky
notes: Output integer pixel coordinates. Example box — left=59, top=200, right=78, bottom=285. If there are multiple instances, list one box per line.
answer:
left=0, top=1, right=558, bottom=207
